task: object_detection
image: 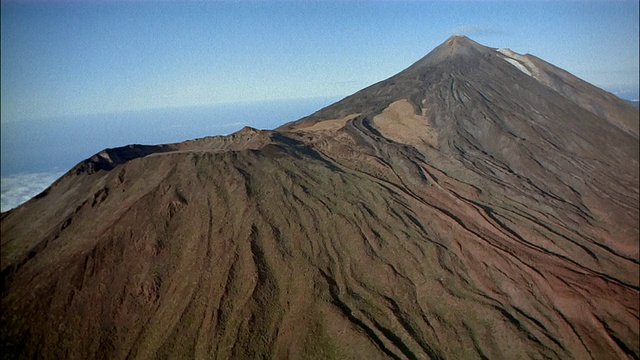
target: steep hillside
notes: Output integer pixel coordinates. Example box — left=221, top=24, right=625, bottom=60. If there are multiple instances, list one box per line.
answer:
left=1, top=36, right=638, bottom=359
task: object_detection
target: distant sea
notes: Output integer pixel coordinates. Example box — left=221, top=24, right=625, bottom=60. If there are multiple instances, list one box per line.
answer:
left=1, top=96, right=340, bottom=212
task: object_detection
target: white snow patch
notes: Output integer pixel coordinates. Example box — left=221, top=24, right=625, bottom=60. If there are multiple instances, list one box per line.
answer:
left=502, top=57, right=532, bottom=76
left=497, top=48, right=539, bottom=79
left=497, top=48, right=517, bottom=57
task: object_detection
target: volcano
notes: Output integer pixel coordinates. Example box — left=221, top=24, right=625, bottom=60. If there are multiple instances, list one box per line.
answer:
left=1, top=36, right=638, bottom=359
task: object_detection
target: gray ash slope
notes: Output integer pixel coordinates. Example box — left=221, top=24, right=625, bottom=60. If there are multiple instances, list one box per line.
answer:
left=1, top=35, right=638, bottom=359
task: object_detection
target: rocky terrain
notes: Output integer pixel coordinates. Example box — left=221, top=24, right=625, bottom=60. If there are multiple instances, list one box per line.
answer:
left=1, top=36, right=638, bottom=359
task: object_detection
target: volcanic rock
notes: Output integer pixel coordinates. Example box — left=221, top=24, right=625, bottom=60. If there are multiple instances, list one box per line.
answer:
left=1, top=35, right=638, bottom=359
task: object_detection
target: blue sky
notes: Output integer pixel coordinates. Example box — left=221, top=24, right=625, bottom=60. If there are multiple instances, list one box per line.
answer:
left=1, top=0, right=639, bottom=123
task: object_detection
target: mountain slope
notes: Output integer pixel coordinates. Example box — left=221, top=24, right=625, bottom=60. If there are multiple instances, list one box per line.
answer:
left=1, top=36, right=638, bottom=359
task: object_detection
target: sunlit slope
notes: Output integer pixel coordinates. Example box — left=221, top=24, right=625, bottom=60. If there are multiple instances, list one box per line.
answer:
left=2, top=36, right=638, bottom=359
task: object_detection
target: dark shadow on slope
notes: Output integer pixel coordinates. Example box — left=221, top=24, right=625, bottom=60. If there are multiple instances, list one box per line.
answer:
left=74, top=144, right=175, bottom=175
left=269, top=133, right=343, bottom=172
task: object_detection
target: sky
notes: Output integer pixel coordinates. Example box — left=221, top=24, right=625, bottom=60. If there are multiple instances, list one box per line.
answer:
left=1, top=0, right=639, bottom=124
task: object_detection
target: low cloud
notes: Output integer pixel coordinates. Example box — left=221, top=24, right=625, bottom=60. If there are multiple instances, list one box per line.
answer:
left=1, top=172, right=64, bottom=212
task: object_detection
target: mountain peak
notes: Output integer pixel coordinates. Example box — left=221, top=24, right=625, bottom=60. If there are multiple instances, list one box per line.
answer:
left=439, top=34, right=487, bottom=55
left=400, top=34, right=490, bottom=72
left=285, top=36, right=638, bottom=137
left=444, top=34, right=476, bottom=46
left=2, top=36, right=638, bottom=360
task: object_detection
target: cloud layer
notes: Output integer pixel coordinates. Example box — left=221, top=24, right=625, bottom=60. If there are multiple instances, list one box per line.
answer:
left=1, top=172, right=64, bottom=212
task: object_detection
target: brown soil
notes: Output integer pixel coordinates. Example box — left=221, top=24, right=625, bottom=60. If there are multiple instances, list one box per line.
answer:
left=1, top=35, right=638, bottom=359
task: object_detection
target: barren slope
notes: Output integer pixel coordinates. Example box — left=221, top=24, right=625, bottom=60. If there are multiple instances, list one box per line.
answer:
left=1, top=36, right=638, bottom=359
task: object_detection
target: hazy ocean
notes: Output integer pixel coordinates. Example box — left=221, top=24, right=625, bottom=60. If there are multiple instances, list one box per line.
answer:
left=1, top=97, right=339, bottom=212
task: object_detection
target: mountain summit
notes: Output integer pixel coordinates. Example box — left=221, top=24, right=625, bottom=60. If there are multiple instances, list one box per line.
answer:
left=408, top=34, right=490, bottom=66
left=2, top=36, right=638, bottom=359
